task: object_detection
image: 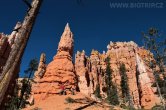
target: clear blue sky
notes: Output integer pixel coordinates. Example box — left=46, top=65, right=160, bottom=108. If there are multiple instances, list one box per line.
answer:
left=0, top=0, right=165, bottom=77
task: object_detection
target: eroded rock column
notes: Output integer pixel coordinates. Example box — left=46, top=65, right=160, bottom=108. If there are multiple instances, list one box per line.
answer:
left=32, top=23, right=77, bottom=102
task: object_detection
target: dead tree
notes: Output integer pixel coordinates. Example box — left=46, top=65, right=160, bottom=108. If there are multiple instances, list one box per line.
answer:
left=0, top=0, right=43, bottom=106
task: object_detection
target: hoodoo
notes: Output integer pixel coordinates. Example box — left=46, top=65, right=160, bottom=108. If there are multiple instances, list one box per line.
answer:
left=32, top=23, right=77, bottom=102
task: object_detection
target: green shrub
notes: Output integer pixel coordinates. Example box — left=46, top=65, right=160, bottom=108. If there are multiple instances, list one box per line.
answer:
left=65, top=97, right=76, bottom=103
left=120, top=103, right=136, bottom=110
left=152, top=105, right=165, bottom=110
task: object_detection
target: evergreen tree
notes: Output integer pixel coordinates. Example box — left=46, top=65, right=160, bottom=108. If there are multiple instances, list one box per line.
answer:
left=110, top=84, right=120, bottom=105
left=18, top=58, right=38, bottom=108
left=120, top=63, right=128, bottom=98
left=142, top=27, right=166, bottom=109
left=5, top=58, right=38, bottom=109
left=94, top=84, right=101, bottom=98
left=105, top=57, right=111, bottom=99
left=119, top=63, right=133, bottom=107
left=105, top=57, right=119, bottom=105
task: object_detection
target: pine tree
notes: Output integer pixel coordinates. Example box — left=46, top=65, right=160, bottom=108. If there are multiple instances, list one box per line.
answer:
left=105, top=57, right=111, bottom=103
left=119, top=63, right=133, bottom=107
left=105, top=57, right=119, bottom=105
left=120, top=64, right=130, bottom=99
left=18, top=58, right=38, bottom=108
left=110, top=84, right=120, bottom=105
left=94, top=84, right=101, bottom=98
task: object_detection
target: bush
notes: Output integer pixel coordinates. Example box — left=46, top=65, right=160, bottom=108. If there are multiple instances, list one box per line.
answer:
left=65, top=97, right=76, bottom=103
left=120, top=103, right=136, bottom=110
left=152, top=105, right=165, bottom=110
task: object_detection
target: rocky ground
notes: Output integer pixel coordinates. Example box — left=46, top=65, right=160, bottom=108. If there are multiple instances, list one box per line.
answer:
left=24, top=93, right=120, bottom=110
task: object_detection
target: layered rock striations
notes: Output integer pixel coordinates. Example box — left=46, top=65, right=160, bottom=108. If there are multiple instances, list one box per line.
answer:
left=32, top=23, right=77, bottom=102
left=75, top=41, right=160, bottom=109
left=136, top=53, right=160, bottom=109
left=75, top=50, right=107, bottom=98
left=75, top=50, right=90, bottom=95
left=34, top=53, right=46, bottom=80
left=107, top=41, right=159, bottom=109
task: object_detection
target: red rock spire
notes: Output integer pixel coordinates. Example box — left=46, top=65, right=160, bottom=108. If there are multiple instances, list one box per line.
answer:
left=32, top=23, right=76, bottom=102
left=57, top=23, right=74, bottom=56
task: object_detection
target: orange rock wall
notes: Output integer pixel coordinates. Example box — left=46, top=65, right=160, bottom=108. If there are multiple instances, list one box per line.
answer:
left=75, top=41, right=160, bottom=109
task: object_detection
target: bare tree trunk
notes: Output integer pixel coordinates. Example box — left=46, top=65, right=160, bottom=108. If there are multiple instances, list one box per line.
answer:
left=0, top=0, right=43, bottom=106
left=154, top=72, right=166, bottom=109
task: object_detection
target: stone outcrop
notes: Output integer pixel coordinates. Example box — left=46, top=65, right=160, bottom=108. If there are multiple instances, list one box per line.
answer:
left=107, top=42, right=159, bottom=109
left=136, top=53, right=160, bottom=109
left=89, top=50, right=100, bottom=94
left=106, top=41, right=141, bottom=108
left=34, top=53, right=46, bottom=80
left=75, top=50, right=91, bottom=95
left=75, top=50, right=107, bottom=98
left=75, top=41, right=160, bottom=109
left=32, top=23, right=77, bottom=102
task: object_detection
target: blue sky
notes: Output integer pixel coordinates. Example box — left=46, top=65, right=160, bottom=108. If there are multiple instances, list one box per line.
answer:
left=0, top=0, right=165, bottom=77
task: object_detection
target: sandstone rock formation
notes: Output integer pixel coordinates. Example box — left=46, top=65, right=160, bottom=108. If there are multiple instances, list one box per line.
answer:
left=75, top=41, right=160, bottom=109
left=136, top=53, right=160, bottom=109
left=32, top=23, right=77, bottom=102
left=107, top=42, right=159, bottom=109
left=89, top=50, right=100, bottom=94
left=75, top=50, right=107, bottom=98
left=75, top=50, right=91, bottom=95
left=34, top=53, right=46, bottom=80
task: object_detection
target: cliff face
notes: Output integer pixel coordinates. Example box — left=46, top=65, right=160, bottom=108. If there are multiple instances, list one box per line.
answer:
left=108, top=42, right=160, bottom=109
left=75, top=41, right=160, bottom=109
left=32, top=23, right=77, bottom=102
